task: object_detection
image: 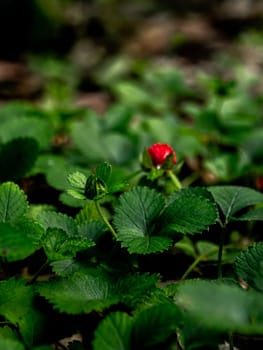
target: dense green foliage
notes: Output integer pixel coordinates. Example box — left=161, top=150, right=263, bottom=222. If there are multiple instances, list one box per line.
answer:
left=1, top=5, right=263, bottom=346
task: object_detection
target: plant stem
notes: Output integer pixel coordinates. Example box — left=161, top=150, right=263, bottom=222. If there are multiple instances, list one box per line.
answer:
left=167, top=170, right=182, bottom=190
left=27, top=260, right=49, bottom=285
left=95, top=200, right=118, bottom=239
left=180, top=247, right=219, bottom=281
left=180, top=255, right=203, bottom=281
left=218, top=224, right=227, bottom=279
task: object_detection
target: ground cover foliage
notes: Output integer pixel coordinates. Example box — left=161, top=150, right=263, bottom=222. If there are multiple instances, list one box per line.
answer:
left=1, top=1, right=263, bottom=349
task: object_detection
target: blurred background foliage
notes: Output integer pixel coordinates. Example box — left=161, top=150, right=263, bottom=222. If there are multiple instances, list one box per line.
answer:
left=1, top=0, right=263, bottom=200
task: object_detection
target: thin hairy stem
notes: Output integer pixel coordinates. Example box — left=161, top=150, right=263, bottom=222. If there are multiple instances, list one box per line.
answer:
left=167, top=170, right=182, bottom=190
left=27, top=260, right=49, bottom=285
left=95, top=200, right=118, bottom=239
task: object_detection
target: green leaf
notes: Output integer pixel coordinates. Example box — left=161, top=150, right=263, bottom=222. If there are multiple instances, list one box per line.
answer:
left=113, top=187, right=171, bottom=254
left=0, top=116, right=52, bottom=150
left=175, top=279, right=263, bottom=335
left=37, top=271, right=119, bottom=315
left=59, top=192, right=86, bottom=208
left=0, top=222, right=39, bottom=262
left=118, top=235, right=172, bottom=255
left=95, top=162, right=112, bottom=184
left=70, top=115, right=134, bottom=164
left=70, top=113, right=105, bottom=162
left=46, top=165, right=87, bottom=192
left=160, top=188, right=218, bottom=235
left=34, top=155, right=90, bottom=192
left=132, top=304, right=181, bottom=348
left=117, top=273, right=160, bottom=308
left=0, top=278, right=44, bottom=347
left=209, top=186, right=263, bottom=222
left=75, top=202, right=101, bottom=224
left=103, top=133, right=134, bottom=164
left=77, top=221, right=106, bottom=241
left=235, top=243, right=263, bottom=292
left=0, top=182, right=28, bottom=224
left=51, top=258, right=93, bottom=277
left=0, top=339, right=25, bottom=350
left=0, top=138, right=39, bottom=182
left=204, top=152, right=247, bottom=182
left=66, top=189, right=87, bottom=200
left=0, top=326, right=20, bottom=341
left=236, top=207, right=263, bottom=221
left=0, top=326, right=25, bottom=350
left=93, top=312, right=133, bottom=350
left=196, top=241, right=220, bottom=261
left=67, top=171, right=87, bottom=190
left=40, top=228, right=94, bottom=261
left=37, top=211, right=77, bottom=237
left=174, top=237, right=196, bottom=257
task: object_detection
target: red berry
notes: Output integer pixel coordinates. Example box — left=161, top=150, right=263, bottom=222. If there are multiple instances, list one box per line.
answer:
left=147, top=143, right=177, bottom=168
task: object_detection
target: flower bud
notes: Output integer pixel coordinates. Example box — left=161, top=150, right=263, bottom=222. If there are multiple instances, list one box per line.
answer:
left=147, top=143, right=176, bottom=169
left=84, top=174, right=107, bottom=200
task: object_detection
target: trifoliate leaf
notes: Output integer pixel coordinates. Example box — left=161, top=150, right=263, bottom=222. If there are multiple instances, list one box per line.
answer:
left=0, top=278, right=44, bottom=348
left=113, top=187, right=170, bottom=254
left=132, top=304, right=181, bottom=348
left=160, top=188, right=218, bottom=235
left=0, top=138, right=38, bottom=182
left=235, top=243, right=263, bottom=293
left=209, top=186, right=263, bottom=222
left=93, top=312, right=133, bottom=350
left=0, top=182, right=28, bottom=224
left=37, top=211, right=77, bottom=237
left=0, top=222, right=40, bottom=262
left=37, top=271, right=119, bottom=315
left=175, top=279, right=263, bottom=334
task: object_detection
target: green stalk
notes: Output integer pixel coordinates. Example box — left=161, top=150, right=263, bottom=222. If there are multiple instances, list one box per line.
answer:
left=167, top=170, right=182, bottom=190
left=27, top=260, right=49, bottom=285
left=180, top=247, right=219, bottom=281
left=180, top=255, right=203, bottom=281
left=95, top=200, right=118, bottom=239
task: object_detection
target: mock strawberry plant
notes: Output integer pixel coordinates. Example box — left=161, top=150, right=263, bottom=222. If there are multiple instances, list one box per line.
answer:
left=1, top=61, right=263, bottom=349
